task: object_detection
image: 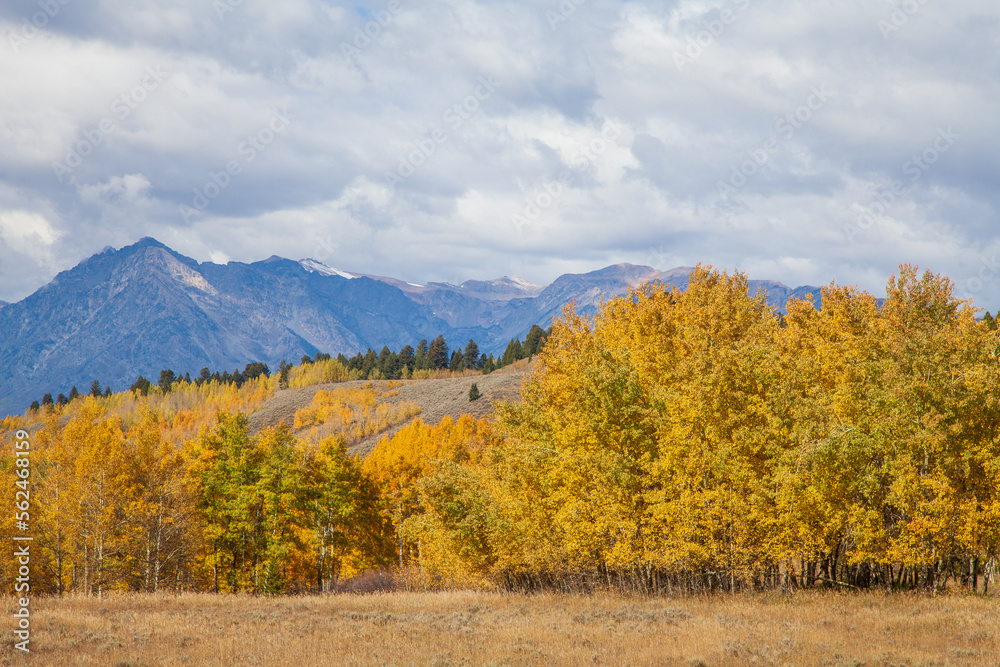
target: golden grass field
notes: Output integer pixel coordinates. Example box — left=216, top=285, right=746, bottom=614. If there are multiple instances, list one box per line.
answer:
left=3, top=590, right=998, bottom=666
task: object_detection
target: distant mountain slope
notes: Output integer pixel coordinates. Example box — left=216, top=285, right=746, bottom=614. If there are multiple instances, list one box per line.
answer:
left=0, top=238, right=821, bottom=416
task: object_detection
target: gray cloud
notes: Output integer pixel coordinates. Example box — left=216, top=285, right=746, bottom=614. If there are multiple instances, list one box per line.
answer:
left=1, top=0, right=998, bottom=308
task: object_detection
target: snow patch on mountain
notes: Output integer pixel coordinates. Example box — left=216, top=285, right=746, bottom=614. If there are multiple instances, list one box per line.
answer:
left=299, top=258, right=356, bottom=280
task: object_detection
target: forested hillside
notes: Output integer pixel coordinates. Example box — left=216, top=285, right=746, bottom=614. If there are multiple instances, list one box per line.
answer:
left=2, top=265, right=998, bottom=596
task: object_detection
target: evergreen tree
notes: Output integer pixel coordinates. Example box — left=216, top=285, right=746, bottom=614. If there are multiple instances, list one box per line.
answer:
left=347, top=353, right=364, bottom=372
left=68, top=386, right=79, bottom=402
left=482, top=355, right=496, bottom=374
left=41, top=393, right=53, bottom=408
left=984, top=311, right=997, bottom=331
left=378, top=346, right=393, bottom=375
left=29, top=400, right=40, bottom=412
left=427, top=335, right=449, bottom=369
left=103, top=386, right=111, bottom=398
left=377, top=346, right=401, bottom=379
left=199, top=367, right=212, bottom=385
left=89, top=379, right=102, bottom=397
left=130, top=376, right=152, bottom=396
left=399, top=345, right=415, bottom=374
left=524, top=324, right=548, bottom=356
left=468, top=383, right=481, bottom=401
left=242, top=362, right=270, bottom=381
left=56, top=393, right=68, bottom=407
left=500, top=338, right=524, bottom=367
left=415, top=339, right=429, bottom=370
left=278, top=360, right=291, bottom=389
left=301, top=355, right=312, bottom=366
left=450, top=350, right=465, bottom=372
left=361, top=349, right=377, bottom=378
left=463, top=339, right=480, bottom=369
left=183, top=372, right=192, bottom=384
left=158, top=369, right=176, bottom=393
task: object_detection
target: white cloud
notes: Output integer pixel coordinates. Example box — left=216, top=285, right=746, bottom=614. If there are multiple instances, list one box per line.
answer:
left=0, top=0, right=997, bottom=308
left=0, top=210, right=61, bottom=248
left=78, top=174, right=152, bottom=204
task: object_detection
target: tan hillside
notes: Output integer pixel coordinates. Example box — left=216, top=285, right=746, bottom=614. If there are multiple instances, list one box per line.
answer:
left=246, top=360, right=532, bottom=456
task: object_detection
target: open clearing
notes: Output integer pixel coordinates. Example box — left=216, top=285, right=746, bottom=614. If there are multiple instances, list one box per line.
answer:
left=4, top=590, right=997, bottom=666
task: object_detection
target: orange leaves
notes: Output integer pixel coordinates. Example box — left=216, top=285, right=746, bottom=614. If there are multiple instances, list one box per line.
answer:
left=364, top=415, right=490, bottom=499
left=362, top=415, right=495, bottom=576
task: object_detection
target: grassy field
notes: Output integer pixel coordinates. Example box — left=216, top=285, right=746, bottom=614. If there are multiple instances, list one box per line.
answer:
left=3, top=590, right=997, bottom=666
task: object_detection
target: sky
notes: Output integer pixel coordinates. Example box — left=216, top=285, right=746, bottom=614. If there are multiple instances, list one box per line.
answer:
left=1, top=0, right=998, bottom=307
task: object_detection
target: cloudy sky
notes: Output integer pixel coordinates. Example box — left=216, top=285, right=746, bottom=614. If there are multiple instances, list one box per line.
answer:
left=1, top=0, right=998, bottom=307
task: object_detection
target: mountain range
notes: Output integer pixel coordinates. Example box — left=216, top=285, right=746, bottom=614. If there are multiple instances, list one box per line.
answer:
left=0, top=238, right=822, bottom=417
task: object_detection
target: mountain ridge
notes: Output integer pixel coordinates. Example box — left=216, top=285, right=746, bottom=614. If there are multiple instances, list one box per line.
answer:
left=0, top=238, right=822, bottom=417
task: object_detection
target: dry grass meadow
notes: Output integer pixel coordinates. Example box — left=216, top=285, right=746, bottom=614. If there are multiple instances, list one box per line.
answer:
left=3, top=590, right=997, bottom=666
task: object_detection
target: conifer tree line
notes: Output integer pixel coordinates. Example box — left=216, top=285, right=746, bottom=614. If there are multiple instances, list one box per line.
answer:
left=30, top=379, right=114, bottom=413
left=28, top=363, right=274, bottom=413
left=302, top=327, right=549, bottom=383
left=26, top=328, right=549, bottom=412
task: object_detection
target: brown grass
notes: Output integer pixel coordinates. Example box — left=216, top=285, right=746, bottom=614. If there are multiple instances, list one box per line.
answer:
left=3, top=590, right=997, bottom=666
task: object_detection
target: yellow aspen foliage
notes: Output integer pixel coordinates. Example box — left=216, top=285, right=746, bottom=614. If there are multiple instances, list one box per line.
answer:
left=287, top=357, right=352, bottom=387
left=293, top=384, right=421, bottom=447
left=363, top=415, right=493, bottom=567
left=295, top=436, right=394, bottom=589
left=486, top=267, right=790, bottom=584
left=399, top=265, right=1000, bottom=592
